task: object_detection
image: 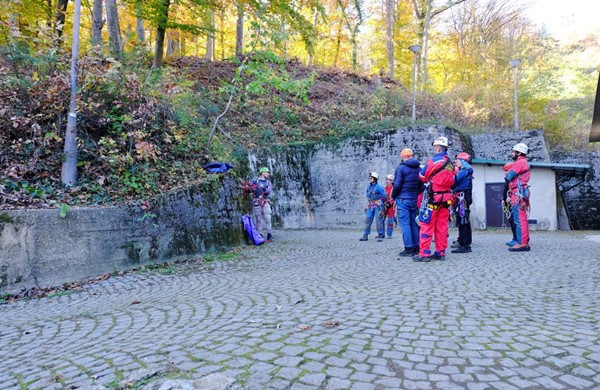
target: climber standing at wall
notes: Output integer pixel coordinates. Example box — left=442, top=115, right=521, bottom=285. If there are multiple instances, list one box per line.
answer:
left=505, top=143, right=532, bottom=252
left=252, top=167, right=274, bottom=242
left=359, top=172, right=387, bottom=242
left=383, top=174, right=397, bottom=239
left=413, top=136, right=455, bottom=262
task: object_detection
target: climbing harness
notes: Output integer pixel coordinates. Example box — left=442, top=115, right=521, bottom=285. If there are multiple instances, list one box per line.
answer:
left=456, top=192, right=468, bottom=224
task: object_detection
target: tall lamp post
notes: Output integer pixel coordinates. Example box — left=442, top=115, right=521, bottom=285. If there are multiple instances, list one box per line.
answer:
left=409, top=44, right=422, bottom=124
left=509, top=59, right=521, bottom=131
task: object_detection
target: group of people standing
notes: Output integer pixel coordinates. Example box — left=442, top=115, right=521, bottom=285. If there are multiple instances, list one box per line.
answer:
left=248, top=136, right=532, bottom=255
left=359, top=136, right=532, bottom=261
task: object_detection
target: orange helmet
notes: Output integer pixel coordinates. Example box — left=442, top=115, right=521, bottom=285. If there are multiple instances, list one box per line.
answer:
left=456, top=152, right=471, bottom=162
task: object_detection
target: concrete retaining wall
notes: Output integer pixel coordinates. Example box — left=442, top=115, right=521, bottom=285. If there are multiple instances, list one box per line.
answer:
left=0, top=176, right=246, bottom=293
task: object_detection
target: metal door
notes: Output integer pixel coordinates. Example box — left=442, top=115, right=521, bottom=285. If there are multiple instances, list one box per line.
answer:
left=485, top=182, right=507, bottom=228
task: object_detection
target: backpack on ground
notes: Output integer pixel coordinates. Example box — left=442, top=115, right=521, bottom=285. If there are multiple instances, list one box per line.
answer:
left=242, top=214, right=265, bottom=245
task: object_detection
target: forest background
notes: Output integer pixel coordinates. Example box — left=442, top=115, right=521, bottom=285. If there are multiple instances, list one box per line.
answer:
left=0, top=0, right=598, bottom=209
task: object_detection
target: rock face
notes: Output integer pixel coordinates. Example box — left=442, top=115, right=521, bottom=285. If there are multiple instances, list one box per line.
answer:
left=552, top=151, right=600, bottom=230
left=0, top=177, right=245, bottom=293
left=249, top=125, right=468, bottom=229
left=249, top=126, right=599, bottom=230
left=471, top=129, right=551, bottom=161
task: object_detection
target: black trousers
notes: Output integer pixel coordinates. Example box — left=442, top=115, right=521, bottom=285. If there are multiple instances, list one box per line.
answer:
left=455, top=192, right=472, bottom=247
left=457, top=212, right=472, bottom=247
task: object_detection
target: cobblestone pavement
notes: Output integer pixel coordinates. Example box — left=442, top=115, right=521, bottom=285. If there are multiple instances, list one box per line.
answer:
left=1, top=228, right=600, bottom=390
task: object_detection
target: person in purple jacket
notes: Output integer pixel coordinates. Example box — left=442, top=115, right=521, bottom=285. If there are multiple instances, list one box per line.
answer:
left=391, top=148, right=423, bottom=256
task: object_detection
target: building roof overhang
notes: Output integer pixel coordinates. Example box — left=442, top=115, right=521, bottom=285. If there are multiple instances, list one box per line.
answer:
left=471, top=158, right=590, bottom=179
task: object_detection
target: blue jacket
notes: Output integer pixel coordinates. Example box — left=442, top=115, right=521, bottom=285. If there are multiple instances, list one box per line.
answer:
left=391, top=158, right=422, bottom=200
left=365, top=182, right=387, bottom=202
left=453, top=163, right=473, bottom=193
left=252, top=178, right=272, bottom=199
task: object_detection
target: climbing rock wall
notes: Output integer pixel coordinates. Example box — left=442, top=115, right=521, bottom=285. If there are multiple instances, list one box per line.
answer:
left=249, top=125, right=468, bottom=229
left=0, top=177, right=245, bottom=293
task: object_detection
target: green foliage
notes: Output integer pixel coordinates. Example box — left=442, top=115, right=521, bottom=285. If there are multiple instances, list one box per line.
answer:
left=59, top=204, right=70, bottom=218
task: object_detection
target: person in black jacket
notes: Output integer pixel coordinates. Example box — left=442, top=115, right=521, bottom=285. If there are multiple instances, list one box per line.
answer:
left=391, top=148, right=423, bottom=256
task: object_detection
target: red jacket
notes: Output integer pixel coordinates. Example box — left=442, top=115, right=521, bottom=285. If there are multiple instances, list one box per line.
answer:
left=420, top=151, right=454, bottom=205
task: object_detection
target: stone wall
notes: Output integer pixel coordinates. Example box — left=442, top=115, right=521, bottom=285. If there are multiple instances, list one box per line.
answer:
left=249, top=125, right=468, bottom=229
left=552, top=151, right=600, bottom=230
left=248, top=127, right=598, bottom=231
left=471, top=129, right=551, bottom=162
left=3, top=126, right=596, bottom=292
left=0, top=176, right=245, bottom=293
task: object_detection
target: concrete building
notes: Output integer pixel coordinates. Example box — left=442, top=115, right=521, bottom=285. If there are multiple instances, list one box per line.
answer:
left=470, top=159, right=589, bottom=231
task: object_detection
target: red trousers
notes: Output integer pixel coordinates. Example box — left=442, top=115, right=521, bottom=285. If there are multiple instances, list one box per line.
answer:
left=419, top=207, right=450, bottom=256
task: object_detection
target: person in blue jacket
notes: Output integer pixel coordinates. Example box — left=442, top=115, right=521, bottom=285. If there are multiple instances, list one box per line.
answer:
left=391, top=148, right=423, bottom=256
left=359, top=172, right=387, bottom=242
left=451, top=152, right=474, bottom=253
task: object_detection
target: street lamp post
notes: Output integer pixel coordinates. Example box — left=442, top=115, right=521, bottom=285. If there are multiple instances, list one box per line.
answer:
left=509, top=59, right=521, bottom=131
left=409, top=44, right=422, bottom=124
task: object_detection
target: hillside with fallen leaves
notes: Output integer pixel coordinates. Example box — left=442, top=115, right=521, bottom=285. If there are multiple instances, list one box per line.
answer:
left=0, top=51, right=595, bottom=210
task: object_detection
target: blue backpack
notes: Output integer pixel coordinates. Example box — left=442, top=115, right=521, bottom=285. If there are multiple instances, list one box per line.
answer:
left=203, top=162, right=234, bottom=173
left=242, top=214, right=265, bottom=245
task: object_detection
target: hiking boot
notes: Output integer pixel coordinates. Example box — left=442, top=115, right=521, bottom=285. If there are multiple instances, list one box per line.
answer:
left=387, top=236, right=392, bottom=239
left=431, top=253, right=446, bottom=261
left=412, top=255, right=431, bottom=262
left=451, top=246, right=471, bottom=254
left=506, top=240, right=518, bottom=246
left=266, top=233, right=273, bottom=242
left=450, top=243, right=461, bottom=249
left=398, top=248, right=415, bottom=257
left=508, top=243, right=530, bottom=252
left=359, top=235, right=368, bottom=241
left=413, top=247, right=420, bottom=255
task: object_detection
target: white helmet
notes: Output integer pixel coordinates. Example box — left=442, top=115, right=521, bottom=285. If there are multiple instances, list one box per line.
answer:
left=369, top=172, right=379, bottom=180
left=433, top=136, right=449, bottom=147
left=386, top=174, right=394, bottom=181
left=512, top=142, right=528, bottom=155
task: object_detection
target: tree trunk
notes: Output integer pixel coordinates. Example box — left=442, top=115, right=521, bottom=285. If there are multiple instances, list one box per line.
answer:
left=205, top=10, right=215, bottom=61
left=385, top=0, right=395, bottom=78
left=105, top=0, right=122, bottom=56
left=152, top=0, right=170, bottom=68
left=411, top=0, right=468, bottom=91
left=135, top=0, right=145, bottom=42
left=420, top=0, right=432, bottom=91
left=333, top=19, right=342, bottom=67
left=46, top=0, right=53, bottom=27
left=61, top=0, right=83, bottom=187
left=308, top=7, right=318, bottom=66
left=281, top=21, right=287, bottom=57
left=91, top=0, right=103, bottom=46
left=350, top=25, right=359, bottom=70
left=167, top=31, right=174, bottom=56
left=219, top=10, right=225, bottom=59
left=8, top=14, right=20, bottom=43
left=235, top=1, right=243, bottom=57
left=54, top=0, right=69, bottom=46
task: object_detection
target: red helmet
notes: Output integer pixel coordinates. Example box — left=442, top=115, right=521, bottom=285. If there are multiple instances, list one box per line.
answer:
left=456, top=152, right=471, bottom=162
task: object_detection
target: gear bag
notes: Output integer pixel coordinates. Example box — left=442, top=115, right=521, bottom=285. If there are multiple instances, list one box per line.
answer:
left=242, top=214, right=265, bottom=245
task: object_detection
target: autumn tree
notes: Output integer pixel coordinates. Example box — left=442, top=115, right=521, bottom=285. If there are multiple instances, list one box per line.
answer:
left=410, top=0, right=468, bottom=90
left=106, top=0, right=123, bottom=56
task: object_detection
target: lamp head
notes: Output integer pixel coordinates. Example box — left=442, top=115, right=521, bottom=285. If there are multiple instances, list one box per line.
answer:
left=409, top=44, right=422, bottom=54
